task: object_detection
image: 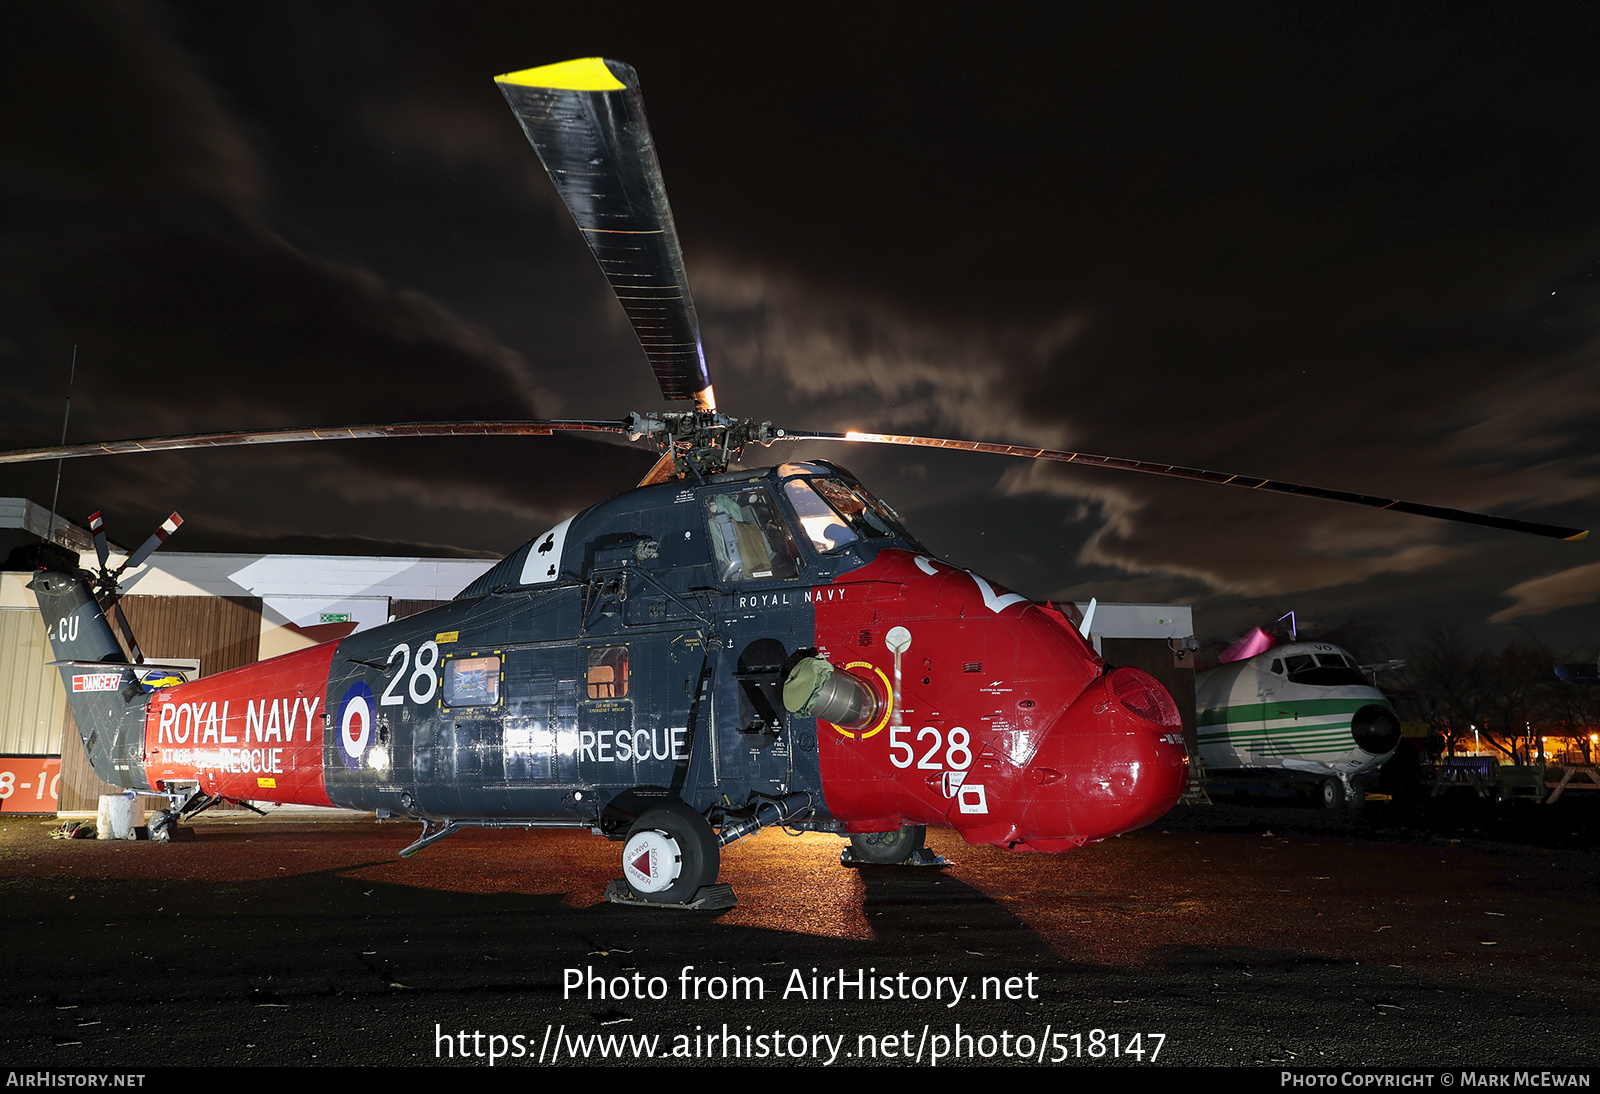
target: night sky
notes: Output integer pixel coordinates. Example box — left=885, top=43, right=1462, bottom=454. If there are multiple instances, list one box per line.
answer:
left=5, top=3, right=1600, bottom=654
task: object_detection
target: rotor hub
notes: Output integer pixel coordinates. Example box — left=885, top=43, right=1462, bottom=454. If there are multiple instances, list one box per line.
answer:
left=626, top=411, right=778, bottom=479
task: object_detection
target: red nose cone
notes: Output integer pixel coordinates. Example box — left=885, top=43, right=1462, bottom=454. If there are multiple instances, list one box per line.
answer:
left=953, top=668, right=1189, bottom=852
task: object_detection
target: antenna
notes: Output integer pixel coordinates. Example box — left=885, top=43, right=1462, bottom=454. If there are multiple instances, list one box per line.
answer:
left=1277, top=610, right=1297, bottom=640
left=45, top=345, right=76, bottom=549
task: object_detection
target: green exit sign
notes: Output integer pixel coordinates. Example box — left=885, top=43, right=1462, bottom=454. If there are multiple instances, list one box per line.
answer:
left=319, top=613, right=351, bottom=624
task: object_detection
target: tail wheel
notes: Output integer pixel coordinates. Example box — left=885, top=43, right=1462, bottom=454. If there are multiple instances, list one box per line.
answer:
left=148, top=809, right=177, bottom=843
left=1320, top=778, right=1345, bottom=809
left=848, top=824, right=926, bottom=865
left=621, top=801, right=720, bottom=904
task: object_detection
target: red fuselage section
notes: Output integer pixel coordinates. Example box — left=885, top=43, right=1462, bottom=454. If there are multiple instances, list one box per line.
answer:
left=813, top=551, right=1189, bottom=850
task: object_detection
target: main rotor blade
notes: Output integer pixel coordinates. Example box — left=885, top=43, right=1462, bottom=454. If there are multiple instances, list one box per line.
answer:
left=496, top=58, right=716, bottom=412
left=775, top=429, right=1589, bottom=541
left=0, top=420, right=630, bottom=465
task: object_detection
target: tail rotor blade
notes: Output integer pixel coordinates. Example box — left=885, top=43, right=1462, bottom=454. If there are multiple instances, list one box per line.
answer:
left=110, top=597, right=144, bottom=665
left=121, top=512, right=183, bottom=573
left=88, top=510, right=109, bottom=571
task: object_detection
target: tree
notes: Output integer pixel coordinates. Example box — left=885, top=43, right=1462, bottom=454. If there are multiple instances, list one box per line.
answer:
left=1398, top=622, right=1492, bottom=757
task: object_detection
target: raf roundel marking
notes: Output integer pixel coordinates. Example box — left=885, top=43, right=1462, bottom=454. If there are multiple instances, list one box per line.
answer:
left=338, top=682, right=377, bottom=771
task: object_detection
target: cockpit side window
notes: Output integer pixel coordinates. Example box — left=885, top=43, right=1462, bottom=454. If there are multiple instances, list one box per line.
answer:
left=848, top=478, right=915, bottom=540
left=783, top=479, right=860, bottom=554
left=705, top=488, right=802, bottom=583
left=779, top=465, right=924, bottom=550
left=810, top=477, right=893, bottom=539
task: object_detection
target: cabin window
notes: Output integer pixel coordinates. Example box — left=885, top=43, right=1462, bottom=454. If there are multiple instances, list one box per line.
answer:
left=444, top=655, right=501, bottom=707
left=705, top=488, right=802, bottom=583
left=586, top=646, right=630, bottom=700
left=1270, top=659, right=1284, bottom=675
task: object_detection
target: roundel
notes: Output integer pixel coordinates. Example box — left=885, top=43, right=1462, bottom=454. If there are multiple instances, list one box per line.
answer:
left=338, top=682, right=377, bottom=771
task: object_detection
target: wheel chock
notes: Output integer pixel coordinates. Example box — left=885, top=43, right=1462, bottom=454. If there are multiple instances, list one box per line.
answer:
left=604, top=879, right=737, bottom=911
left=839, top=846, right=948, bottom=868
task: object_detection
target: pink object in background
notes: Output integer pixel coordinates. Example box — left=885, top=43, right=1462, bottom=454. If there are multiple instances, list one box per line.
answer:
left=1218, top=626, right=1279, bottom=664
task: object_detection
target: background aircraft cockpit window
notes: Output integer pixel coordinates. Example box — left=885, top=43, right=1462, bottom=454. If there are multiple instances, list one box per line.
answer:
left=1270, top=659, right=1284, bottom=675
left=444, top=655, right=501, bottom=707
left=783, top=479, right=859, bottom=553
left=706, top=489, right=802, bottom=583
left=587, top=646, right=629, bottom=700
left=1283, top=652, right=1367, bottom=687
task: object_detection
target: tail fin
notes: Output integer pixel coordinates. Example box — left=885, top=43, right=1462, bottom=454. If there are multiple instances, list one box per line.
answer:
left=28, top=568, right=151, bottom=792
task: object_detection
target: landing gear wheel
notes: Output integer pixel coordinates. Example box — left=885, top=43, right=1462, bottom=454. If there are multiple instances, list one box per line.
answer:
left=848, top=825, right=926, bottom=865
left=148, top=809, right=177, bottom=843
left=1320, top=778, right=1345, bottom=809
left=621, top=801, right=720, bottom=904
left=1347, top=779, right=1366, bottom=811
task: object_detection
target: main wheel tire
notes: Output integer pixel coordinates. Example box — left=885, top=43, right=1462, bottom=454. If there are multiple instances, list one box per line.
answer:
left=1320, top=778, right=1345, bottom=809
left=621, top=801, right=720, bottom=904
left=849, top=824, right=927, bottom=865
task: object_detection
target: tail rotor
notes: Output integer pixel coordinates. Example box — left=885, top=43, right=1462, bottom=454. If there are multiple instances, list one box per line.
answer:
left=83, top=510, right=183, bottom=665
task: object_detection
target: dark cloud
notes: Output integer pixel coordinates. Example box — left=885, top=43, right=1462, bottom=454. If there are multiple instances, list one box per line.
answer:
left=4, top=3, right=1600, bottom=648
left=1493, top=562, right=1600, bottom=624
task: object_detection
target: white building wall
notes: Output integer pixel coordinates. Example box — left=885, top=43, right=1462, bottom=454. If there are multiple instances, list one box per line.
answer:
left=0, top=553, right=499, bottom=754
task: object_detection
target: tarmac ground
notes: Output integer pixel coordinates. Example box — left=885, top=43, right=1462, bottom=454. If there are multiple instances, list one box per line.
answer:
left=1, top=793, right=1596, bottom=1068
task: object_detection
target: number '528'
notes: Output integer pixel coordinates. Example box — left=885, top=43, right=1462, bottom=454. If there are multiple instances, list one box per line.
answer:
left=888, top=725, right=971, bottom=770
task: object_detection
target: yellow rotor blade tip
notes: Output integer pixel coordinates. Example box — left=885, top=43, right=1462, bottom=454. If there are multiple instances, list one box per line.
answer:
left=495, top=57, right=627, bottom=91
left=1565, top=530, right=1590, bottom=541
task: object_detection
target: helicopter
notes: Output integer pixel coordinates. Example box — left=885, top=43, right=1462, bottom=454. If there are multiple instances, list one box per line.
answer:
left=7, top=57, right=1587, bottom=909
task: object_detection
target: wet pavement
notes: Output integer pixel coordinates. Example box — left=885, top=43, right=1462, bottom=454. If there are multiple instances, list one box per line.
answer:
left=1, top=797, right=1596, bottom=1068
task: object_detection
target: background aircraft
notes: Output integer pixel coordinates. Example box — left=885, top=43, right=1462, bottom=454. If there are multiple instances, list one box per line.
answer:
left=1196, top=628, right=1400, bottom=807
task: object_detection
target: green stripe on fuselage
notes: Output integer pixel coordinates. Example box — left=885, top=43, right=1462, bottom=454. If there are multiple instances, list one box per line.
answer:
left=1198, top=695, right=1393, bottom=760
left=1198, top=731, right=1356, bottom=755
left=1196, top=697, right=1381, bottom=727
